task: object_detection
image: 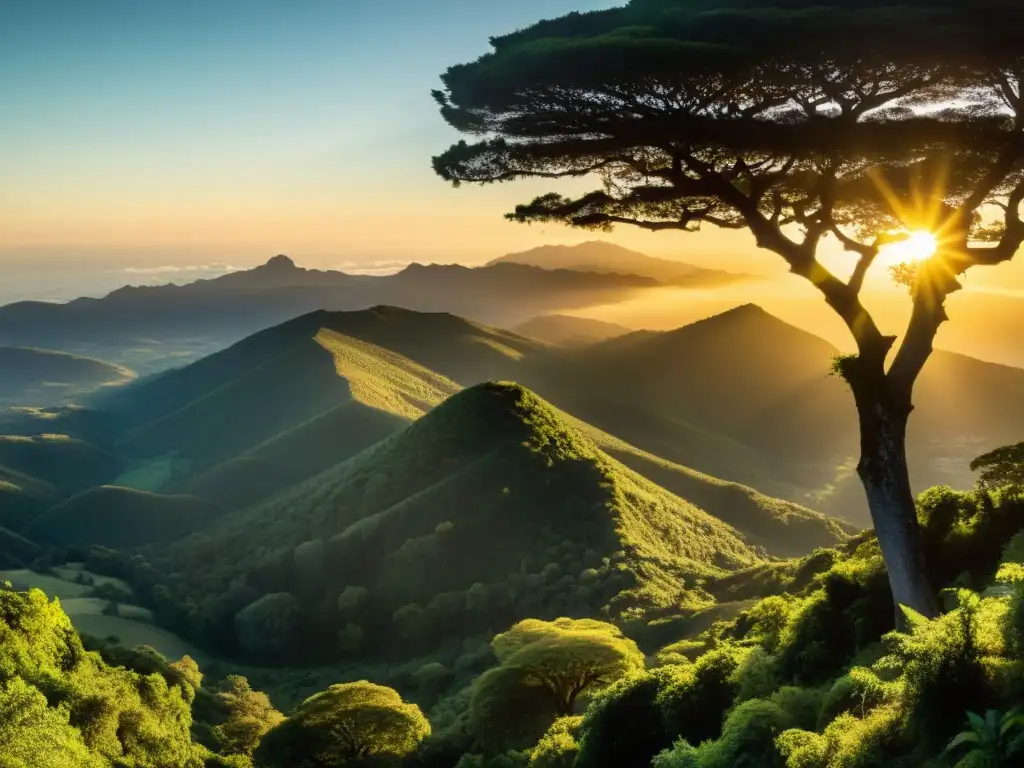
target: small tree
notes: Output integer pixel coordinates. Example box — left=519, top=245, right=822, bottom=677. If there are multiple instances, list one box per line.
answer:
left=212, top=675, right=284, bottom=758
left=433, top=1, right=1024, bottom=619
left=971, top=443, right=1024, bottom=491
left=254, top=681, right=430, bottom=767
left=473, top=618, right=644, bottom=734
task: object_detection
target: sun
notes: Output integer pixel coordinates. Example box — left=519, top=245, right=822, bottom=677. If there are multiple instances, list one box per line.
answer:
left=880, top=230, right=938, bottom=265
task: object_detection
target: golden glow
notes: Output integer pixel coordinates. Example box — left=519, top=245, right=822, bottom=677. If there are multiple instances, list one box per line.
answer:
left=879, top=230, right=939, bottom=266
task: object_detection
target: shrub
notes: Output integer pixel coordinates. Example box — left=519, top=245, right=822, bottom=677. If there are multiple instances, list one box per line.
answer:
left=530, top=716, right=582, bottom=768
left=575, top=666, right=689, bottom=768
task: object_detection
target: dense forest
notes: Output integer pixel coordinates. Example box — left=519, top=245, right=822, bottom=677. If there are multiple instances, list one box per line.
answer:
left=7, top=481, right=1024, bottom=767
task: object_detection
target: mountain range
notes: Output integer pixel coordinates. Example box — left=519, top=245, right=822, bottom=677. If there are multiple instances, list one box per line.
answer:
left=490, top=241, right=750, bottom=285
left=2, top=295, right=1020, bottom=672
left=0, top=250, right=688, bottom=370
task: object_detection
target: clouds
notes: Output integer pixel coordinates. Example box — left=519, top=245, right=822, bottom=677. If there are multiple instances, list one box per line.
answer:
left=331, top=259, right=413, bottom=276
left=120, top=263, right=241, bottom=279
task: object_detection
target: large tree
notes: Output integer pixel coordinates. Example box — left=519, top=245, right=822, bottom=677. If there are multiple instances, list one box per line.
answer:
left=470, top=617, right=644, bottom=750
left=254, top=681, right=429, bottom=767
left=432, top=0, right=1024, bottom=618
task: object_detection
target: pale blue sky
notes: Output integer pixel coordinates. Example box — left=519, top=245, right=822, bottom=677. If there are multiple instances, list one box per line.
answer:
left=5, top=0, right=719, bottom=269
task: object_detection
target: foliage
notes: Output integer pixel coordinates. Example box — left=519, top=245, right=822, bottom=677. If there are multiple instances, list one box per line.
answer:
left=529, top=716, right=582, bottom=768
left=234, top=593, right=303, bottom=662
left=972, top=444, right=1024, bottom=491
left=944, top=709, right=1024, bottom=768
left=138, top=382, right=762, bottom=663
left=211, top=676, right=285, bottom=758
left=0, top=586, right=204, bottom=767
left=253, top=681, right=430, bottom=767
left=574, top=666, right=688, bottom=768
left=470, top=617, right=644, bottom=751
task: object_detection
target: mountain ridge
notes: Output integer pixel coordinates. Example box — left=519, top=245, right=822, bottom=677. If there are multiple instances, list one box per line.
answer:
left=489, top=241, right=752, bottom=286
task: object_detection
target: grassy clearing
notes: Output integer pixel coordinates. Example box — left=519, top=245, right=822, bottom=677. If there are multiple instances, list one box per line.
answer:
left=53, top=566, right=134, bottom=594
left=114, top=454, right=189, bottom=492
left=0, top=569, right=92, bottom=599
left=71, top=614, right=206, bottom=663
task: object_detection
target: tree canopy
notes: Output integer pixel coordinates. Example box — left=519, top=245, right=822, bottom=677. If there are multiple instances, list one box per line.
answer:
left=433, top=0, right=1024, bottom=620
left=971, top=442, right=1024, bottom=490
left=253, top=681, right=430, bottom=767
left=0, top=587, right=202, bottom=768
left=470, top=617, right=645, bottom=750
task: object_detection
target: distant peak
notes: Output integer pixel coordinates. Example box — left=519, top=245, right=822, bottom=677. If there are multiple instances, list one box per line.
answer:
left=727, top=303, right=768, bottom=315
left=262, top=254, right=296, bottom=270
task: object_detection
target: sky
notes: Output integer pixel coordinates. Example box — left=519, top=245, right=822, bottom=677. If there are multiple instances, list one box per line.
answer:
left=2, top=0, right=1021, bottom=312
left=0, top=0, right=765, bottom=279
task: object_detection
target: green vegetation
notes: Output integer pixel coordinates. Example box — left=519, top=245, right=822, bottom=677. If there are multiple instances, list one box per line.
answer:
left=24, top=485, right=227, bottom=548
left=469, top=618, right=643, bottom=750
left=577, top=421, right=853, bottom=558
left=972, top=444, right=1024, bottom=492
left=0, top=433, right=122, bottom=494
left=254, top=681, right=430, bottom=767
left=0, top=462, right=60, bottom=530
left=0, top=586, right=203, bottom=767
left=0, top=345, right=134, bottom=405
left=123, top=382, right=761, bottom=662
left=0, top=527, right=42, bottom=568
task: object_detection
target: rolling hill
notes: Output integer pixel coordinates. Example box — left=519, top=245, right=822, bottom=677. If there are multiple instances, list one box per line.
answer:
left=148, top=382, right=766, bottom=661
left=514, top=314, right=632, bottom=346
left=0, top=434, right=122, bottom=494
left=0, top=464, right=61, bottom=531
left=112, top=307, right=541, bottom=488
left=539, top=304, right=1024, bottom=523
left=490, top=241, right=749, bottom=286
left=0, top=346, right=134, bottom=405
left=570, top=422, right=855, bottom=558
left=102, top=307, right=850, bottom=554
left=24, top=485, right=228, bottom=549
left=0, top=526, right=42, bottom=568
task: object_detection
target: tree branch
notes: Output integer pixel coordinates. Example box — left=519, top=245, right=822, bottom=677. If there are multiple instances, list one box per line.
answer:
left=887, top=257, right=964, bottom=397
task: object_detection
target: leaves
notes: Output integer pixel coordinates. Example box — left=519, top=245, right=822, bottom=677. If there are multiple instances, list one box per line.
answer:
left=254, top=681, right=430, bottom=767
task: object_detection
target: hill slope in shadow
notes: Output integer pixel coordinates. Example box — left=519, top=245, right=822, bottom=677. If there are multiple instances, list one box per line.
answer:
left=0, top=346, right=134, bottom=405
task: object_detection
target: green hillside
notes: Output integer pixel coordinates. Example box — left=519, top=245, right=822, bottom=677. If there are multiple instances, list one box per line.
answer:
left=532, top=305, right=1024, bottom=523
left=96, top=305, right=860, bottom=539
left=115, top=308, right=537, bottom=475
left=180, top=400, right=408, bottom=508
left=0, top=463, right=61, bottom=530
left=0, top=433, right=122, bottom=494
left=0, top=526, right=41, bottom=567
left=0, top=345, right=135, bottom=405
left=109, top=306, right=544, bottom=426
left=123, top=325, right=462, bottom=468
left=141, top=382, right=762, bottom=663
left=571, top=422, right=855, bottom=558
left=25, top=485, right=228, bottom=549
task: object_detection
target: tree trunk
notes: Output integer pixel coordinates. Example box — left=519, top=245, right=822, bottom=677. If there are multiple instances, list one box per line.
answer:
left=853, top=387, right=940, bottom=622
